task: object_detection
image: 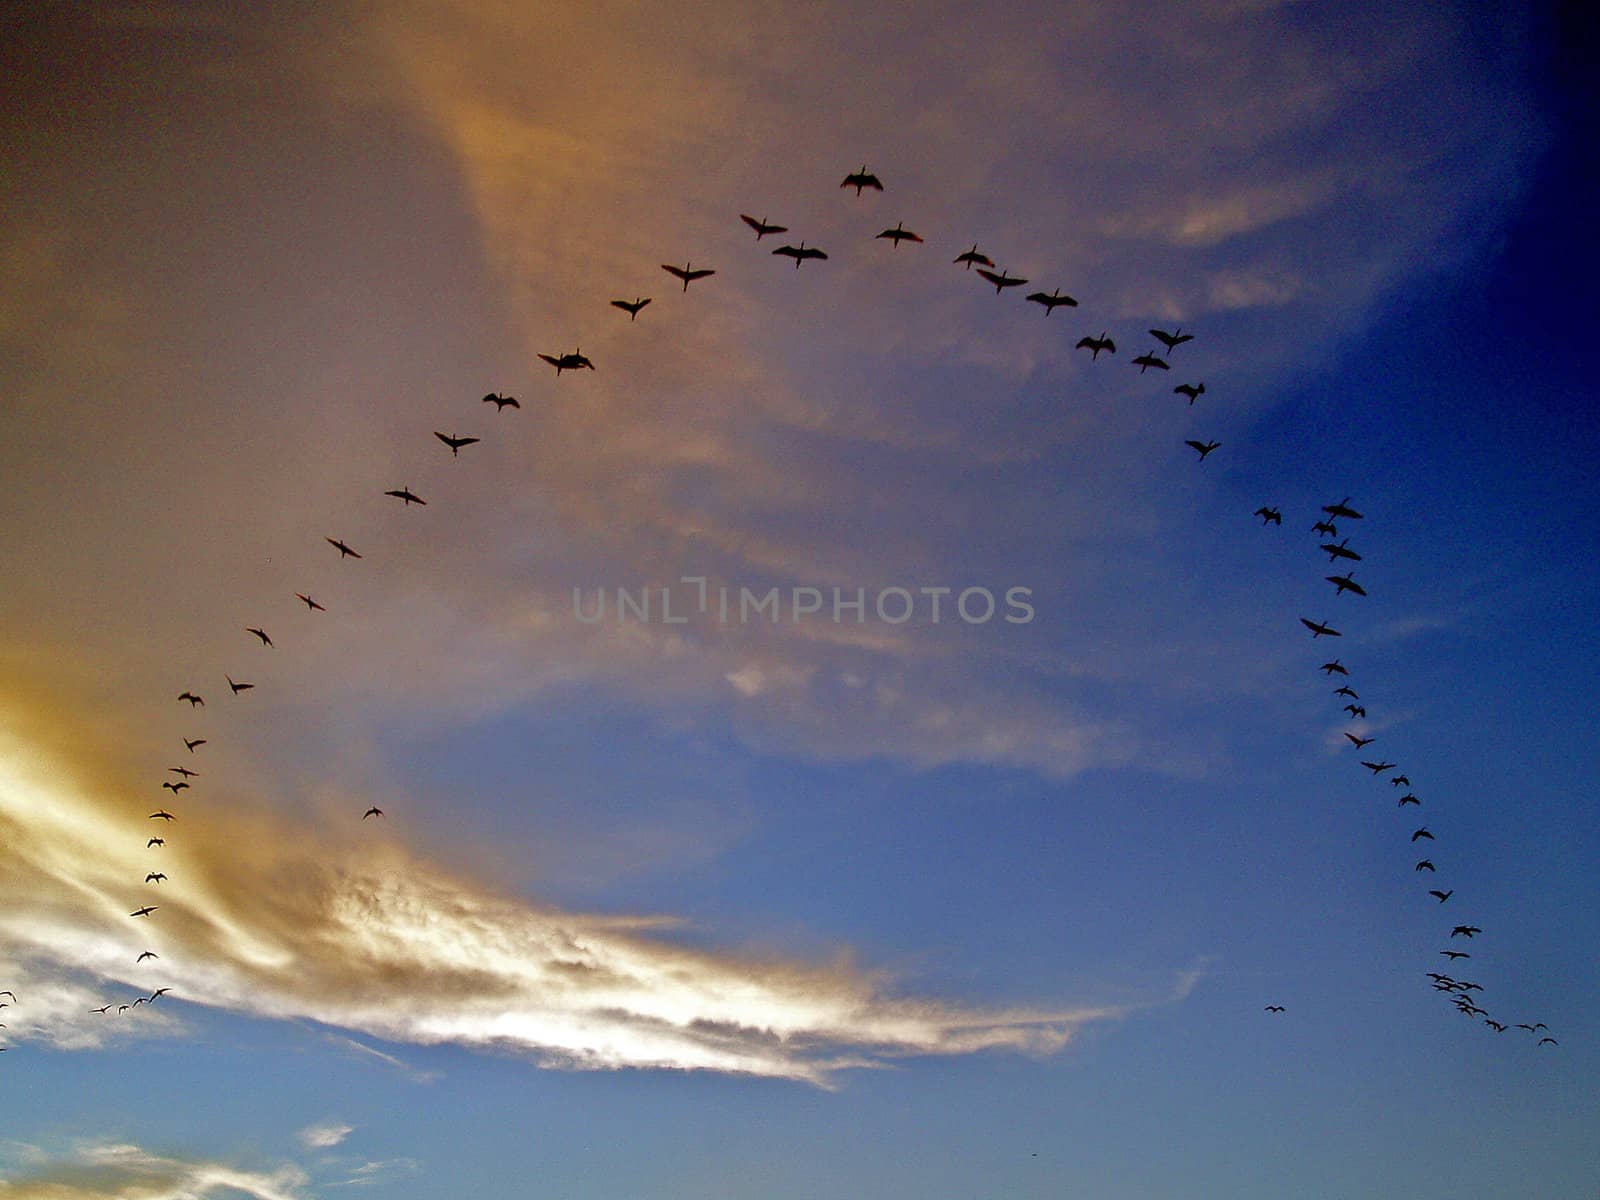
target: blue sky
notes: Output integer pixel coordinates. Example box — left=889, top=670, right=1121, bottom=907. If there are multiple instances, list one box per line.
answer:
left=1, top=2, right=1597, bottom=1196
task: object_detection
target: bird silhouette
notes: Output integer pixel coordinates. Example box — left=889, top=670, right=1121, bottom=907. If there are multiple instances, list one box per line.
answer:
left=137, top=951, right=159, bottom=962
left=975, top=267, right=1028, bottom=293
left=1254, top=506, right=1282, bottom=525
left=1538, top=1037, right=1558, bottom=1046
left=1485, top=1019, right=1507, bottom=1032
left=1322, top=540, right=1361, bottom=562
left=1327, top=574, right=1367, bottom=596
left=538, top=350, right=595, bottom=375
left=1132, top=352, right=1171, bottom=373
left=1334, top=686, right=1359, bottom=698
left=1264, top=1005, right=1285, bottom=1013
left=610, top=297, right=652, bottom=320
left=91, top=1004, right=112, bottom=1014
left=1362, top=760, right=1396, bottom=774
left=1415, top=860, right=1436, bottom=872
left=435, top=432, right=480, bottom=456
left=1320, top=660, right=1349, bottom=676
left=482, top=392, right=520, bottom=410
left=1343, top=704, right=1366, bottom=718
left=161, top=781, right=187, bottom=794
left=1429, top=890, right=1453, bottom=902
left=953, top=244, right=994, bottom=270
left=1174, top=382, right=1205, bottom=404
left=1185, top=439, right=1220, bottom=460
left=168, top=767, right=197, bottom=778
left=876, top=221, right=923, bottom=247
left=1300, top=617, right=1341, bottom=637
left=178, top=692, right=204, bottom=708
left=363, top=806, right=383, bottom=819
left=1411, top=827, right=1434, bottom=842
left=326, top=537, right=362, bottom=559
left=385, top=486, right=427, bottom=505
left=1075, top=333, right=1116, bottom=359
left=772, top=242, right=828, bottom=268
left=662, top=261, right=716, bottom=291
left=295, top=592, right=326, bottom=612
left=1397, top=793, right=1420, bottom=806
left=840, top=165, right=883, bottom=194
left=1025, top=288, right=1078, bottom=314
left=130, top=906, right=158, bottom=917
left=1345, top=733, right=1374, bottom=748
left=1312, top=520, right=1339, bottom=537
left=148, top=810, right=175, bottom=821
left=1149, top=328, right=1194, bottom=353
left=1323, top=497, right=1364, bottom=520
left=246, top=626, right=273, bottom=647
left=145, top=872, right=166, bottom=883
left=226, top=675, right=253, bottom=695
left=739, top=214, right=787, bottom=239
left=183, top=737, right=206, bottom=752
left=1390, top=775, right=1411, bottom=787
left=1450, top=925, right=1481, bottom=937
left=147, top=837, right=164, bottom=847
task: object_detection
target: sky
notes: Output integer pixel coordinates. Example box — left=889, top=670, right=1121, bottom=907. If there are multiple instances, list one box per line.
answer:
left=1, top=0, right=1597, bottom=1196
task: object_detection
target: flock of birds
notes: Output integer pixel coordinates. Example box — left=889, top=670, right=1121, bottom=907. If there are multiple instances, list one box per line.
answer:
left=0, top=164, right=1557, bottom=1058
left=1250, top=499, right=1557, bottom=1045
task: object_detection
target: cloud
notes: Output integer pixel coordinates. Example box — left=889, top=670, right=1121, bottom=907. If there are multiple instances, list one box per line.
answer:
left=0, top=1142, right=308, bottom=1200
left=296, top=1123, right=353, bottom=1150
left=0, top=718, right=1114, bottom=1086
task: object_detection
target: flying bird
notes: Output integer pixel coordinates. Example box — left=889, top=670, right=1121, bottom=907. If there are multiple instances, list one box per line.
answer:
left=1411, top=827, right=1434, bottom=842
left=1132, top=352, right=1171, bottom=373
left=168, top=767, right=197, bottom=778
left=538, top=350, right=595, bottom=375
left=246, top=626, right=273, bottom=647
left=1344, top=704, right=1366, bottom=718
left=840, top=165, right=883, bottom=194
left=1149, top=328, right=1194, bottom=353
left=1440, top=950, right=1470, bottom=960
left=148, top=810, right=175, bottom=821
left=1485, top=1019, right=1506, bottom=1032
left=1312, top=520, right=1339, bottom=537
left=1327, top=574, right=1367, bottom=597
left=363, top=806, right=384, bottom=819
left=91, top=1005, right=112, bottom=1014
left=483, top=392, right=520, bottom=410
left=295, top=592, right=326, bottom=612
left=1075, top=333, right=1116, bottom=359
left=1264, top=1005, right=1285, bottom=1013
left=876, top=221, right=923, bottom=247
left=147, top=838, right=165, bottom=847
left=661, top=261, right=716, bottom=291
left=226, top=675, right=253, bottom=695
left=1398, top=794, right=1420, bottom=806
left=434, top=432, right=480, bottom=456
left=1300, top=617, right=1341, bottom=637
left=1322, top=539, right=1361, bottom=562
left=1254, top=506, right=1282, bottom=526
left=610, top=296, right=652, bottom=319
left=183, top=738, right=206, bottom=752
left=161, top=781, right=187, bottom=794
left=739, top=214, right=787, bottom=239
left=1335, top=686, right=1359, bottom=698
left=1538, top=1037, right=1558, bottom=1046
left=178, top=692, right=204, bottom=708
left=1450, top=925, right=1481, bottom=937
left=385, top=486, right=427, bottom=506
left=1185, top=439, right=1220, bottom=460
left=1320, top=660, right=1349, bottom=676
left=130, top=906, right=158, bottom=917
left=975, top=267, right=1028, bottom=293
left=953, top=244, right=994, bottom=270
left=1345, top=733, right=1374, bottom=748
left=118, top=1005, right=130, bottom=1014
left=1390, top=775, right=1411, bottom=788
left=1025, top=288, right=1078, bottom=314
left=326, top=537, right=362, bottom=559
left=772, top=242, right=828, bottom=267
left=1362, top=760, right=1396, bottom=774
left=1323, top=497, right=1364, bottom=520
left=1429, top=890, right=1453, bottom=902
left=145, top=872, right=167, bottom=883
left=137, top=951, right=159, bottom=962
left=149, top=987, right=171, bottom=1000
left=1415, top=860, right=1436, bottom=872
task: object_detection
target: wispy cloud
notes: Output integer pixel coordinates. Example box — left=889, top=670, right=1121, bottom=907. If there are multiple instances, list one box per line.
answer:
left=0, top=1142, right=308, bottom=1200
left=296, top=1122, right=353, bottom=1150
